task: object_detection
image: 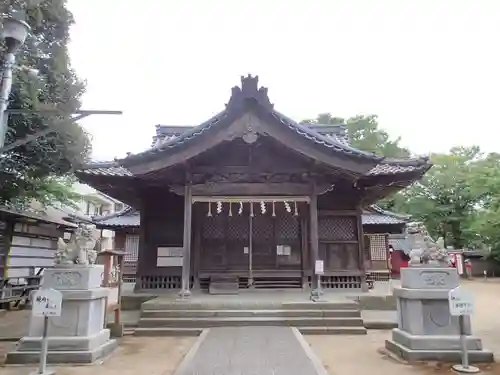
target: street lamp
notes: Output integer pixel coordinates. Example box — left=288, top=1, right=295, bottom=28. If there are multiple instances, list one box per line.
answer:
left=0, top=11, right=32, bottom=147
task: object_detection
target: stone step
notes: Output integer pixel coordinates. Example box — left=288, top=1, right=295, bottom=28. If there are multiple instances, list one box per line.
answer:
left=132, top=326, right=366, bottom=336
left=134, top=327, right=203, bottom=337
left=209, top=276, right=239, bottom=295
left=138, top=316, right=364, bottom=328
left=209, top=282, right=239, bottom=295
left=142, top=301, right=359, bottom=311
left=141, top=309, right=362, bottom=318
left=253, top=284, right=302, bottom=289
left=298, top=326, right=367, bottom=335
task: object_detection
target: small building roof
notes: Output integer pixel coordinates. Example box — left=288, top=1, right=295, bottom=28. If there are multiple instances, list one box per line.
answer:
left=0, top=206, right=78, bottom=228
left=361, top=205, right=409, bottom=225
left=93, top=206, right=140, bottom=229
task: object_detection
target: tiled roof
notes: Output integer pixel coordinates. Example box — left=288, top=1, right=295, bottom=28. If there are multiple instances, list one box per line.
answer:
left=77, top=75, right=431, bottom=178
left=362, top=213, right=406, bottom=225
left=367, top=158, right=431, bottom=176
left=79, top=161, right=132, bottom=177
left=93, top=206, right=140, bottom=228
left=122, top=75, right=382, bottom=164
left=77, top=157, right=431, bottom=178
left=153, top=123, right=351, bottom=148
left=0, top=206, right=78, bottom=228
left=362, top=205, right=409, bottom=225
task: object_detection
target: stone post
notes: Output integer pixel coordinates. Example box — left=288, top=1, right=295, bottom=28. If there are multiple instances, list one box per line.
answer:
left=6, top=265, right=118, bottom=364
left=385, top=266, right=493, bottom=363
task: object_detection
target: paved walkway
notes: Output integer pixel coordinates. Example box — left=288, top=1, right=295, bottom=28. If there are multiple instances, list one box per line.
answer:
left=174, top=327, right=327, bottom=375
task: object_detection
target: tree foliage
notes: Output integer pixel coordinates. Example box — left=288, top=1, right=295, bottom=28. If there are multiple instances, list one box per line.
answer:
left=302, top=112, right=500, bottom=261
left=0, top=0, right=90, bottom=208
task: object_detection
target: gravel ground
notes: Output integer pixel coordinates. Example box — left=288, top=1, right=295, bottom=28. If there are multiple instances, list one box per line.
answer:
left=306, top=279, right=500, bottom=375
left=0, top=336, right=195, bottom=375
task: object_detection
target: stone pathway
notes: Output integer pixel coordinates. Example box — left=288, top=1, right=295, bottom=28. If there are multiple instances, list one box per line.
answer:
left=174, top=327, right=327, bottom=375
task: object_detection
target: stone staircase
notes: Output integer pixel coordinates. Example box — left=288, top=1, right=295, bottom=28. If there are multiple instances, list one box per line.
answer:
left=134, top=299, right=367, bottom=336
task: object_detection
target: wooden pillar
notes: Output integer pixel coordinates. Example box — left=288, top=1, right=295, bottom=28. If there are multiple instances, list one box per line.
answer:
left=300, top=216, right=309, bottom=289
left=309, top=193, right=320, bottom=299
left=356, top=209, right=368, bottom=291
left=179, top=183, right=193, bottom=297
left=192, top=207, right=201, bottom=290
left=133, top=210, right=147, bottom=292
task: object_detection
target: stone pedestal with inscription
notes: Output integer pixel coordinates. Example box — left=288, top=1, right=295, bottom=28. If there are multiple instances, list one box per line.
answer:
left=385, top=266, right=493, bottom=363
left=6, top=265, right=118, bottom=364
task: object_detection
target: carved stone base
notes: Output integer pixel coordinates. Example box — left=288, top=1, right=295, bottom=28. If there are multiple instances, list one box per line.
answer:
left=386, top=267, right=494, bottom=363
left=6, top=334, right=118, bottom=365
left=6, top=266, right=117, bottom=365
left=385, top=338, right=493, bottom=363
left=43, top=265, right=105, bottom=290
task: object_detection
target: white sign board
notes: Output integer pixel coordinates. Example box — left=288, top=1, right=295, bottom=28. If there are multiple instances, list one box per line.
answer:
left=448, top=286, right=475, bottom=316
left=32, top=288, right=63, bottom=317
left=315, top=260, right=324, bottom=275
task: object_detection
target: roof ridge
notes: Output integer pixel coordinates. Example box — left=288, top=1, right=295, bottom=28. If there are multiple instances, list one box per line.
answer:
left=370, top=205, right=411, bottom=219
left=379, top=156, right=430, bottom=166
left=271, top=110, right=382, bottom=161
left=92, top=206, right=137, bottom=221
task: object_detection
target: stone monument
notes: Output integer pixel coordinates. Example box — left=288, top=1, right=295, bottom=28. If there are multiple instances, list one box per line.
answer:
left=6, top=224, right=118, bottom=364
left=385, top=231, right=493, bottom=363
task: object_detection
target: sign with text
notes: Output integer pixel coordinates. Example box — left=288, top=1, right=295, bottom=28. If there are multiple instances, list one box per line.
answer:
left=315, top=260, right=324, bottom=275
left=32, top=288, right=63, bottom=317
left=448, top=286, right=475, bottom=316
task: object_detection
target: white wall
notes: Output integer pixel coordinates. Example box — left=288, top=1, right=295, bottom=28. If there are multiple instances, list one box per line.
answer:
left=6, top=222, right=62, bottom=279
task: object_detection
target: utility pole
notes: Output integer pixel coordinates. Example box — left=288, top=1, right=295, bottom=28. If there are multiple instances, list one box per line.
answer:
left=0, top=11, right=31, bottom=148
left=0, top=13, right=122, bottom=155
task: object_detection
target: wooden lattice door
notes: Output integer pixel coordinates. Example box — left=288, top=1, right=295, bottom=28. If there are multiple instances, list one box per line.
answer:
left=200, top=214, right=227, bottom=270
left=275, top=213, right=301, bottom=269
left=252, top=213, right=275, bottom=270
left=226, top=215, right=249, bottom=270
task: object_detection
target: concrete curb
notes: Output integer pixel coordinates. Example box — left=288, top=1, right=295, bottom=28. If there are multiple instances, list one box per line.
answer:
left=171, top=329, right=210, bottom=375
left=292, top=327, right=330, bottom=375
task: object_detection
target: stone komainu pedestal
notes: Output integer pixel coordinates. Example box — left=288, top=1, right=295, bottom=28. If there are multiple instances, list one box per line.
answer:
left=385, top=267, right=493, bottom=363
left=6, top=265, right=118, bottom=364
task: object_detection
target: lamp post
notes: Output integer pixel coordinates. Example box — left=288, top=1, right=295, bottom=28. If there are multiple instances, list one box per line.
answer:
left=0, top=11, right=31, bottom=148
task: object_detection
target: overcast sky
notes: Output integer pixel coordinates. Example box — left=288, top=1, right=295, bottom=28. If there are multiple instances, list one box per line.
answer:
left=66, top=0, right=500, bottom=161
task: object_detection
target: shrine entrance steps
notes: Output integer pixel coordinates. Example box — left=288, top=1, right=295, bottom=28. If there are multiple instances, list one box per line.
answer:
left=200, top=275, right=304, bottom=291
left=209, top=276, right=239, bottom=294
left=134, top=294, right=367, bottom=336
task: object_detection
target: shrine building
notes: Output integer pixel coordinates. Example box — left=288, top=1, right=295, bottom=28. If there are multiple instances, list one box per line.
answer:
left=76, top=75, right=431, bottom=294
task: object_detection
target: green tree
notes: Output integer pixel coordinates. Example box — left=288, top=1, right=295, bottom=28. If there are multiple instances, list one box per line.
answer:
left=391, top=147, right=494, bottom=249
left=0, top=0, right=90, bottom=208
left=465, top=152, right=500, bottom=261
left=301, top=113, right=410, bottom=158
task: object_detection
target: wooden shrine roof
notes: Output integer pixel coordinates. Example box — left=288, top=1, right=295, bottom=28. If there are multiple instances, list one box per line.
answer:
left=151, top=123, right=351, bottom=148
left=77, top=75, right=431, bottom=179
left=80, top=157, right=430, bottom=178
